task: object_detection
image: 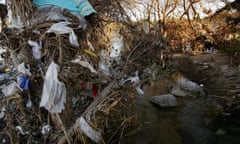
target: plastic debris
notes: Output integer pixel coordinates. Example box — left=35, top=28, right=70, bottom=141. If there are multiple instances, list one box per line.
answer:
left=28, top=40, right=42, bottom=60
left=26, top=98, right=32, bottom=108
left=98, top=49, right=111, bottom=75
left=17, top=63, right=32, bottom=76
left=33, top=5, right=69, bottom=22
left=1, top=81, right=21, bottom=97
left=0, top=107, right=6, bottom=119
left=33, top=0, right=96, bottom=16
left=41, top=125, right=51, bottom=135
left=32, top=5, right=87, bottom=29
left=92, top=84, right=97, bottom=97
left=86, top=34, right=95, bottom=51
left=75, top=0, right=97, bottom=16
left=120, top=71, right=144, bottom=95
left=71, top=56, right=97, bottom=74
left=78, top=117, right=102, bottom=144
left=136, top=86, right=144, bottom=95
left=46, top=22, right=79, bottom=47
left=17, top=74, right=30, bottom=91
left=26, top=93, right=32, bottom=108
left=16, top=126, right=29, bottom=135
left=0, top=73, right=10, bottom=81
left=110, top=32, right=125, bottom=64
left=84, top=49, right=97, bottom=57
left=40, top=61, right=66, bottom=113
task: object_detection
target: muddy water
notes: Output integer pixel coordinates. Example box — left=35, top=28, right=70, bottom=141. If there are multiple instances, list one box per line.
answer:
left=124, top=79, right=240, bottom=144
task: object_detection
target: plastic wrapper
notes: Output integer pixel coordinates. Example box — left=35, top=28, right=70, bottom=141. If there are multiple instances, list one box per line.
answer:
left=40, top=61, right=66, bottom=113
left=47, top=22, right=79, bottom=47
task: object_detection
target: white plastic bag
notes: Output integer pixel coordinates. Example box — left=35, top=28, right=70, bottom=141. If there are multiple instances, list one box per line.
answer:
left=17, top=63, right=32, bottom=76
left=120, top=71, right=144, bottom=95
left=71, top=56, right=97, bottom=74
left=78, top=117, right=102, bottom=144
left=40, top=62, right=66, bottom=113
left=28, top=40, right=42, bottom=60
left=47, top=22, right=79, bottom=47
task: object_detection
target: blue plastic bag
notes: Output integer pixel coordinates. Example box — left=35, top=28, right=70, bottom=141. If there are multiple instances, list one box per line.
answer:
left=17, top=75, right=30, bottom=91
left=32, top=0, right=96, bottom=16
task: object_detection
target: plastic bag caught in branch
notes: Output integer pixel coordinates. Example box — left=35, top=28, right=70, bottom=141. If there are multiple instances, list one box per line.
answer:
left=28, top=40, right=42, bottom=60
left=17, top=63, right=32, bottom=76
left=120, top=71, right=144, bottom=95
left=78, top=117, right=103, bottom=144
left=40, top=61, right=66, bottom=113
left=71, top=56, right=97, bottom=74
left=46, top=22, right=79, bottom=47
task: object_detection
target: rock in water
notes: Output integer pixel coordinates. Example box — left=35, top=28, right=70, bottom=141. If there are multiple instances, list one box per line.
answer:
left=171, top=86, right=187, bottom=97
left=150, top=94, right=177, bottom=107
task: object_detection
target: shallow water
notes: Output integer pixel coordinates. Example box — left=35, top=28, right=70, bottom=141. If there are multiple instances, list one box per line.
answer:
left=124, top=83, right=240, bottom=144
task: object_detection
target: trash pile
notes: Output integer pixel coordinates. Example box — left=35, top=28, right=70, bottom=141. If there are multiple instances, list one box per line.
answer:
left=0, top=0, right=167, bottom=143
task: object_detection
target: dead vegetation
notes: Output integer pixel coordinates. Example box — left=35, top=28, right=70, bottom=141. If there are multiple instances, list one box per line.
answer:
left=0, top=0, right=239, bottom=143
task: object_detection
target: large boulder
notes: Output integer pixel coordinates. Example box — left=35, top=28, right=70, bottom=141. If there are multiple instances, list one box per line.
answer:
left=150, top=94, right=177, bottom=107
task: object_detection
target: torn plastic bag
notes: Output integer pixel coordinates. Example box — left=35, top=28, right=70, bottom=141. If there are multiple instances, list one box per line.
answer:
left=46, top=22, right=79, bottom=47
left=16, top=126, right=29, bottom=135
left=120, top=71, right=144, bottom=95
left=78, top=117, right=103, bottom=144
left=28, top=40, right=42, bottom=60
left=41, top=125, right=51, bottom=135
left=17, top=63, right=32, bottom=76
left=40, top=62, right=66, bottom=113
left=1, top=81, right=21, bottom=97
left=71, top=56, right=97, bottom=74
